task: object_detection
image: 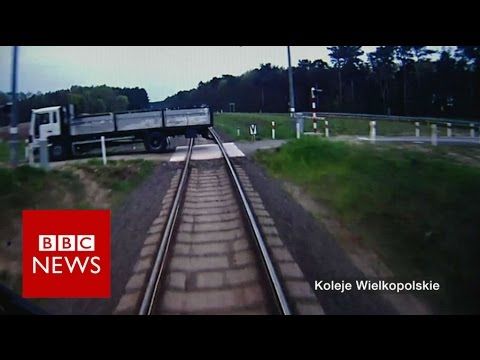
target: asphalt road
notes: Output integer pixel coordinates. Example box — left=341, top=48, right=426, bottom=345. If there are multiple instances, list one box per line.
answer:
left=357, top=135, right=480, bottom=145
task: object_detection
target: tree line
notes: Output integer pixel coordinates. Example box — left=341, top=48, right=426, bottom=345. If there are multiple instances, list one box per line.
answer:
left=0, top=85, right=149, bottom=126
left=160, top=46, right=480, bottom=119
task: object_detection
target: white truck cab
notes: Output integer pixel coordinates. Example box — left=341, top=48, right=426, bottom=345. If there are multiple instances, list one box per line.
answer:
left=30, top=106, right=62, bottom=144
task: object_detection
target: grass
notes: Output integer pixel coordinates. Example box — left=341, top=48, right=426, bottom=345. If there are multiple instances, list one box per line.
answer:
left=256, top=137, right=480, bottom=314
left=72, top=159, right=154, bottom=207
left=0, top=158, right=155, bottom=296
left=215, top=113, right=295, bottom=140
left=0, top=140, right=26, bottom=164
left=0, top=165, right=85, bottom=292
left=214, top=112, right=469, bottom=140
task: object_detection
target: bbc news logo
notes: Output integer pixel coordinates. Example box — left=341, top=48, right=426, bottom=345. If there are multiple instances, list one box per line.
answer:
left=23, top=210, right=110, bottom=298
left=39, top=235, right=95, bottom=252
left=34, top=235, right=100, bottom=274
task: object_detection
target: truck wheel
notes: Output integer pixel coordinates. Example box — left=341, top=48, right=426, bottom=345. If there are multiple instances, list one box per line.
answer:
left=49, top=142, right=66, bottom=161
left=145, top=132, right=168, bottom=153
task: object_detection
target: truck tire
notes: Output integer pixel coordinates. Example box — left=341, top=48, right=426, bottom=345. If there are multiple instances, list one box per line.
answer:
left=49, top=142, right=66, bottom=161
left=145, top=131, right=168, bottom=153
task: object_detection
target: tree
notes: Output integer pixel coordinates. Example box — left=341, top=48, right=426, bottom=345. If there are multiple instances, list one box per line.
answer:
left=95, top=98, right=106, bottom=113
left=394, top=46, right=416, bottom=115
left=298, top=59, right=312, bottom=70
left=0, top=91, right=9, bottom=105
left=114, top=95, right=129, bottom=111
left=328, top=46, right=364, bottom=108
left=456, top=46, right=480, bottom=70
left=369, top=46, right=396, bottom=114
left=140, top=46, right=480, bottom=118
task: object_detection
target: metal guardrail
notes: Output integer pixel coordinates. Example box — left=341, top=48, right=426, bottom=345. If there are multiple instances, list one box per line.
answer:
left=297, top=112, right=480, bottom=128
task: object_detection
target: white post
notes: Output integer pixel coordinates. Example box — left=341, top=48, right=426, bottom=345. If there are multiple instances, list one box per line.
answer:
left=39, top=139, right=49, bottom=170
left=312, top=87, right=318, bottom=134
left=101, top=136, right=107, bottom=165
left=470, top=123, right=475, bottom=138
left=415, top=122, right=420, bottom=137
left=237, top=128, right=240, bottom=137
left=447, top=123, right=452, bottom=137
left=272, top=121, right=276, bottom=140
left=325, top=120, right=329, bottom=138
left=370, top=121, right=376, bottom=142
left=28, top=143, right=34, bottom=165
left=24, top=139, right=29, bottom=162
left=296, top=122, right=300, bottom=139
left=431, top=124, right=437, bottom=146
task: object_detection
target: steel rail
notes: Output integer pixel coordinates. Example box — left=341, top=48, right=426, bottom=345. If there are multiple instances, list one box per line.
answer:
left=139, top=138, right=195, bottom=315
left=208, top=127, right=291, bottom=315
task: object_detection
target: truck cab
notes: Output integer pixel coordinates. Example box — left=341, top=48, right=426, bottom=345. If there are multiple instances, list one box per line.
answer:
left=29, top=106, right=68, bottom=161
left=30, top=106, right=62, bottom=142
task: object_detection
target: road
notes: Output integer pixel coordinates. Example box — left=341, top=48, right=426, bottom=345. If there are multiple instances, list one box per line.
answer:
left=357, top=135, right=480, bottom=145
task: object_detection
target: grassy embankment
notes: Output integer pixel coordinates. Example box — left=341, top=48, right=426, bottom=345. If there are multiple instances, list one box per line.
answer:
left=214, top=112, right=462, bottom=140
left=0, top=141, right=154, bottom=293
left=256, top=136, right=480, bottom=314
left=73, top=158, right=154, bottom=207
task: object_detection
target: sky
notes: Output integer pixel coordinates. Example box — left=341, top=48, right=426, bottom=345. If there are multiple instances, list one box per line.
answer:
left=0, top=46, right=448, bottom=102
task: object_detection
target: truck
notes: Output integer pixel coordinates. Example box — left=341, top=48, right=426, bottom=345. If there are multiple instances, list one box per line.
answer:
left=27, top=105, right=213, bottom=161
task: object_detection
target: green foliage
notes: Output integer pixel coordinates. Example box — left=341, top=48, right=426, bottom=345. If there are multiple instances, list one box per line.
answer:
left=0, top=165, right=86, bottom=249
left=257, top=138, right=480, bottom=313
left=3, top=85, right=148, bottom=125
left=0, top=141, right=26, bottom=164
left=114, top=95, right=129, bottom=112
left=158, top=46, right=479, bottom=119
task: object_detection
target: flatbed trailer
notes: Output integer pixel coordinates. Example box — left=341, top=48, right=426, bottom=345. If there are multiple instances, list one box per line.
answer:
left=28, top=105, right=213, bottom=161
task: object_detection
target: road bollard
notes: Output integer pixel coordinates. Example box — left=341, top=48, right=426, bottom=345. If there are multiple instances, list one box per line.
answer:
left=369, top=121, right=376, bottom=142
left=431, top=124, right=438, bottom=146
left=101, top=136, right=107, bottom=165
left=415, top=122, right=420, bottom=137
left=39, top=139, right=49, bottom=170
left=28, top=142, right=34, bottom=166
left=447, top=123, right=452, bottom=137
left=24, top=139, right=29, bottom=162
left=272, top=121, right=276, bottom=140
left=296, top=122, right=300, bottom=139
left=237, top=128, right=240, bottom=137
left=470, top=123, right=475, bottom=138
left=325, top=120, right=329, bottom=137
left=311, top=87, right=317, bottom=133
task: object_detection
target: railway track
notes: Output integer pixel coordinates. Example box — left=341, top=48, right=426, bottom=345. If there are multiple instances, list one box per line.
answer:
left=138, top=128, right=291, bottom=315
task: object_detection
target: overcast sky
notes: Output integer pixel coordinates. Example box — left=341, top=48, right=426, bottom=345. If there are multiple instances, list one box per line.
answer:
left=0, top=46, right=447, bottom=102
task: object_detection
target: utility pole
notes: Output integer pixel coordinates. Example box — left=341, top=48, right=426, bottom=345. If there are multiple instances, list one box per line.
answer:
left=287, top=46, right=295, bottom=117
left=10, top=46, right=19, bottom=167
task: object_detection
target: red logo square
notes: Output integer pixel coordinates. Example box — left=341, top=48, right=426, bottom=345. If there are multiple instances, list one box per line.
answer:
left=22, top=210, right=111, bottom=298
